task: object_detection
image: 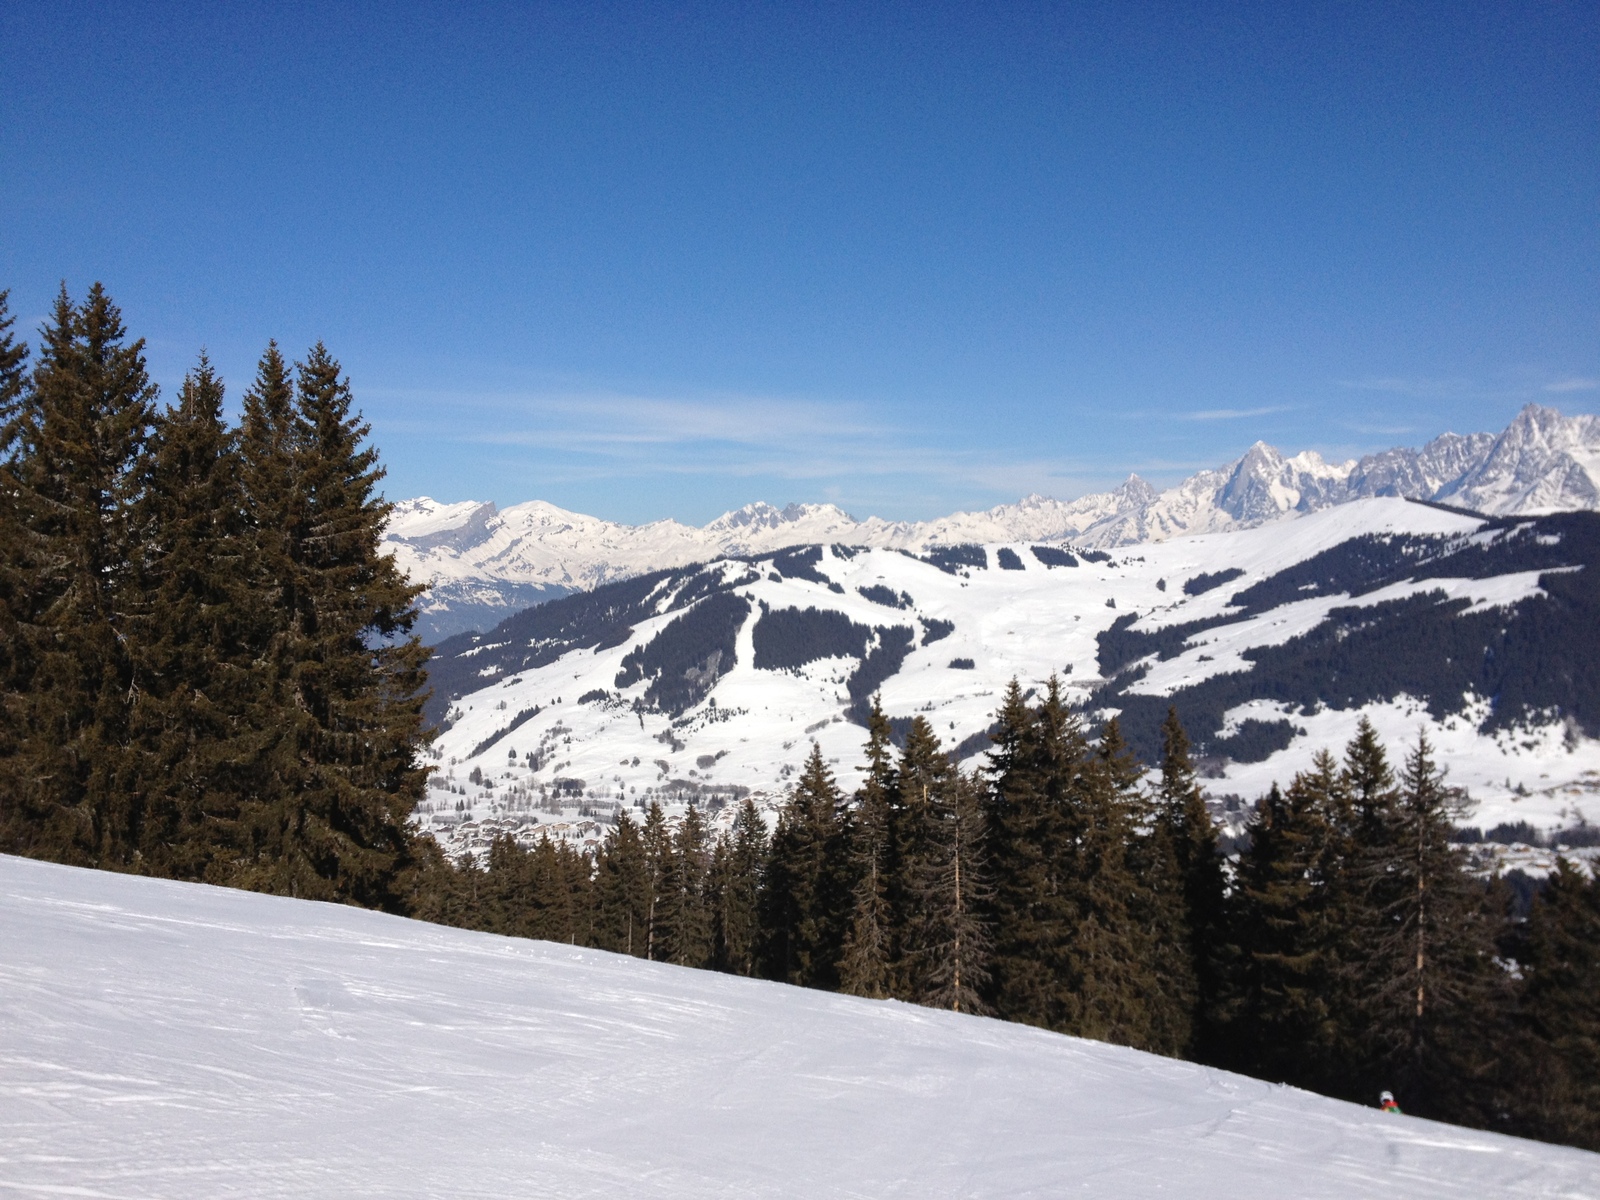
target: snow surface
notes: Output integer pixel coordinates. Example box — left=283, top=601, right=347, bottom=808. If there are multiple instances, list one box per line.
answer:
left=3, top=854, right=1597, bottom=1198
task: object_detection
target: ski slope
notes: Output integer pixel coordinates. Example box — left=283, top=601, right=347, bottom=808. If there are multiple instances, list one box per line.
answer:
left=2, top=855, right=1596, bottom=1198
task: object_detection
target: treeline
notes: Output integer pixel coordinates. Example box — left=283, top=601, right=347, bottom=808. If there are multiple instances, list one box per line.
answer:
left=0, top=286, right=430, bottom=904
left=415, top=690, right=1600, bottom=1153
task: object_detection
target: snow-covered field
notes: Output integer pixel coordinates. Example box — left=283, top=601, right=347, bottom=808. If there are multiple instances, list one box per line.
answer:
left=2, top=854, right=1596, bottom=1198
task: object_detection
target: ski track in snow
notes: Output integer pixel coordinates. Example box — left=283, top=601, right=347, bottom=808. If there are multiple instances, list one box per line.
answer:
left=1, top=855, right=1597, bottom=1199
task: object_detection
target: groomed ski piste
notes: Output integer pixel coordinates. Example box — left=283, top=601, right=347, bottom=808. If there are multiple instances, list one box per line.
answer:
left=3, top=854, right=1597, bottom=1198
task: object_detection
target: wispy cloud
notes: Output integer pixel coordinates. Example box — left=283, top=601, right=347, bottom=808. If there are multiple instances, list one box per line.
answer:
left=1545, top=378, right=1599, bottom=394
left=1181, top=405, right=1295, bottom=421
left=1336, top=376, right=1477, bottom=399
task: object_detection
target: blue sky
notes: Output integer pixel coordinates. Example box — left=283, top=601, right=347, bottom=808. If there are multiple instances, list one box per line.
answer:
left=2, top=2, right=1595, bottom=525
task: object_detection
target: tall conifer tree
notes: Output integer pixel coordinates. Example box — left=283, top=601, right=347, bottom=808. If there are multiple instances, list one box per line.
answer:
left=233, top=344, right=429, bottom=906
left=1154, top=707, right=1225, bottom=1055
left=2, top=286, right=156, bottom=865
left=838, top=699, right=896, bottom=997
left=711, top=798, right=767, bottom=975
left=126, top=356, right=260, bottom=879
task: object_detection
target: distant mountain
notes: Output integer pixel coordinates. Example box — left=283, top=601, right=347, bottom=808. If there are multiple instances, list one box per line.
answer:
left=388, top=404, right=1600, bottom=640
left=414, top=498, right=1600, bottom=864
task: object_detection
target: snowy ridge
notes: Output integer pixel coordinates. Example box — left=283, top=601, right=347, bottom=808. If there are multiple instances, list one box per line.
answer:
left=417, top=500, right=1600, bottom=860
left=388, top=405, right=1600, bottom=639
left=4, top=853, right=1596, bottom=1198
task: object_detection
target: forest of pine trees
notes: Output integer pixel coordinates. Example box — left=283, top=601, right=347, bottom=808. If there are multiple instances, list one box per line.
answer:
left=2, top=285, right=1597, bottom=1155
left=0, top=286, right=430, bottom=905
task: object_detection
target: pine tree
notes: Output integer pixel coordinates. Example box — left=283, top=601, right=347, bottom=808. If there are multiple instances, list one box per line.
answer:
left=1, top=285, right=157, bottom=865
left=711, top=798, right=767, bottom=975
left=1347, top=734, right=1507, bottom=1119
left=1511, top=859, right=1600, bottom=1150
left=1070, top=718, right=1175, bottom=1051
left=1154, top=706, right=1225, bottom=1055
left=0, top=290, right=32, bottom=831
left=641, top=801, right=672, bottom=959
left=912, top=766, right=992, bottom=1013
left=985, top=680, right=1059, bottom=1026
left=125, top=356, right=260, bottom=880
left=659, top=803, right=713, bottom=967
left=1221, top=755, right=1342, bottom=1085
left=232, top=344, right=429, bottom=907
left=761, top=743, right=845, bottom=987
left=593, top=808, right=652, bottom=956
left=837, top=699, right=896, bottom=998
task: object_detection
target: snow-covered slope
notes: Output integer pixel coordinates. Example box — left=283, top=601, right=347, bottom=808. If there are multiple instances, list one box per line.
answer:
left=389, top=405, right=1600, bottom=639
left=416, top=500, right=1600, bottom=860
left=4, top=854, right=1595, bottom=1198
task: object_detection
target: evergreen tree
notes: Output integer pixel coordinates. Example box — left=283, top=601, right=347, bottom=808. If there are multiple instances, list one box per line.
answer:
left=232, top=344, right=429, bottom=907
left=1511, top=859, right=1600, bottom=1150
left=1, top=285, right=156, bottom=865
left=984, top=679, right=1069, bottom=1027
left=837, top=699, right=896, bottom=998
left=659, top=803, right=713, bottom=967
left=593, top=808, right=652, bottom=956
left=1349, top=735, right=1507, bottom=1119
left=912, top=766, right=991, bottom=1013
left=1072, top=718, right=1176, bottom=1051
left=711, top=798, right=766, bottom=975
left=125, top=356, right=259, bottom=880
left=761, top=743, right=845, bottom=987
left=641, top=801, right=672, bottom=959
left=889, top=715, right=955, bottom=1000
left=0, top=290, right=32, bottom=825
left=1154, top=706, right=1225, bottom=1055
left=1221, top=755, right=1342, bottom=1085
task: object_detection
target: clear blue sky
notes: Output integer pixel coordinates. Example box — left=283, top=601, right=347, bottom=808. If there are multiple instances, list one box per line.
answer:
left=2, top=2, right=1595, bottom=524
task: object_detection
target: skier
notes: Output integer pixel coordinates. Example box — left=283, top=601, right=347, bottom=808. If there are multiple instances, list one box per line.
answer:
left=1379, top=1090, right=1402, bottom=1115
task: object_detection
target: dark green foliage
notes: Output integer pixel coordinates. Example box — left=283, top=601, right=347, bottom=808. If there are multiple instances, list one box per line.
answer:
left=921, top=544, right=987, bottom=573
left=1030, top=545, right=1077, bottom=567
left=1182, top=567, right=1245, bottom=596
left=843, top=625, right=915, bottom=724
left=0, top=289, right=430, bottom=910
left=763, top=545, right=838, bottom=587
left=918, top=617, right=954, bottom=643
left=1210, top=718, right=1300, bottom=763
left=751, top=605, right=872, bottom=670
left=614, top=592, right=750, bottom=715
left=126, top=357, right=260, bottom=880
left=1, top=285, right=157, bottom=866
left=230, top=343, right=430, bottom=907
left=1155, top=708, right=1227, bottom=1056
left=837, top=699, right=896, bottom=998
left=1507, top=860, right=1600, bottom=1150
left=711, top=799, right=767, bottom=975
left=760, top=743, right=846, bottom=987
left=857, top=584, right=912, bottom=609
left=995, top=547, right=1024, bottom=571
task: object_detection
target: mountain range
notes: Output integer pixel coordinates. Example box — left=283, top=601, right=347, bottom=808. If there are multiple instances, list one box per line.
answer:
left=387, top=404, right=1600, bottom=641
left=415, top=498, right=1600, bottom=865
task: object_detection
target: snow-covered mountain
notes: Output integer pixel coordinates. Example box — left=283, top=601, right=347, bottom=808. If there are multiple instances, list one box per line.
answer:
left=415, top=498, right=1600, bottom=862
left=388, top=404, right=1600, bottom=640
left=7, top=853, right=1596, bottom=1198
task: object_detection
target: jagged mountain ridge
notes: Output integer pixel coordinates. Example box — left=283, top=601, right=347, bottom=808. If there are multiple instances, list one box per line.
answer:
left=416, top=499, right=1600, bottom=863
left=389, top=405, right=1600, bottom=640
